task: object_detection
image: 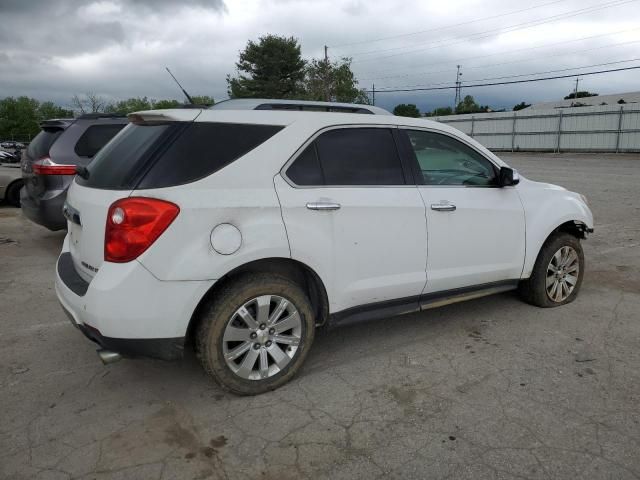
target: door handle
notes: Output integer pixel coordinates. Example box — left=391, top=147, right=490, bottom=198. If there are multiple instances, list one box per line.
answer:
left=306, top=202, right=341, bottom=211
left=431, top=203, right=456, bottom=212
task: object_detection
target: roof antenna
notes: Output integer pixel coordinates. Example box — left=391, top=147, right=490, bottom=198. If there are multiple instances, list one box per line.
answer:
left=165, top=67, right=195, bottom=104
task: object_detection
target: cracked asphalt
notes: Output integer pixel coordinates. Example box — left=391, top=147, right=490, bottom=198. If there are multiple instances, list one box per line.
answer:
left=1, top=153, right=639, bottom=480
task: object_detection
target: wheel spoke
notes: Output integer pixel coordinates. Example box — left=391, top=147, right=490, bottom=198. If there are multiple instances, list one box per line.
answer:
left=274, top=311, right=301, bottom=334
left=256, top=295, right=271, bottom=325
left=546, top=274, right=556, bottom=288
left=225, top=341, right=251, bottom=361
left=259, top=349, right=269, bottom=379
left=268, top=298, right=289, bottom=326
left=273, top=334, right=300, bottom=346
left=564, top=250, right=578, bottom=268
left=223, top=326, right=251, bottom=343
left=566, top=263, right=579, bottom=274
left=555, top=281, right=564, bottom=302
left=548, top=279, right=559, bottom=298
left=236, top=306, right=258, bottom=329
left=268, top=344, right=290, bottom=370
left=565, top=274, right=577, bottom=286
left=235, top=348, right=259, bottom=378
left=553, top=250, right=562, bottom=267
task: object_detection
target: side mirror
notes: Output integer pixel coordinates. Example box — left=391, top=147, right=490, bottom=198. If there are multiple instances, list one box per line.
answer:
left=499, top=167, right=520, bottom=187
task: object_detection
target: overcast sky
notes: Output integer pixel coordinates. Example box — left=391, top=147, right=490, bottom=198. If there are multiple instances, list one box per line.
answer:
left=1, top=0, right=639, bottom=112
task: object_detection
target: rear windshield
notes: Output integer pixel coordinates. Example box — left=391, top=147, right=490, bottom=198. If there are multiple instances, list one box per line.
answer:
left=76, top=122, right=283, bottom=190
left=27, top=129, right=64, bottom=158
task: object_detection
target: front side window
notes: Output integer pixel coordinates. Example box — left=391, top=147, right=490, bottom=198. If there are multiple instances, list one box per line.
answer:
left=286, top=127, right=405, bottom=186
left=405, top=130, right=497, bottom=186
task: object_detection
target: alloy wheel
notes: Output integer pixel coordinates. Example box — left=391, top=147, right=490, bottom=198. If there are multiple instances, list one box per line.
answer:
left=222, top=295, right=302, bottom=380
left=546, top=246, right=580, bottom=302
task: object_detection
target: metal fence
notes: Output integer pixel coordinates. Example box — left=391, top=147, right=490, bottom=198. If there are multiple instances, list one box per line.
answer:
left=432, top=104, right=640, bottom=153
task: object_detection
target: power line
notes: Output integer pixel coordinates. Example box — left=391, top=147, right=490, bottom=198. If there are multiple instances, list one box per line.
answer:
left=355, top=27, right=640, bottom=80
left=380, top=57, right=640, bottom=90
left=329, top=0, right=571, bottom=49
left=367, top=65, right=640, bottom=93
left=349, top=0, right=637, bottom=63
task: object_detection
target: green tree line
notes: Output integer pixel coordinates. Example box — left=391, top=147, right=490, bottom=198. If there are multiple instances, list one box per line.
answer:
left=0, top=94, right=214, bottom=142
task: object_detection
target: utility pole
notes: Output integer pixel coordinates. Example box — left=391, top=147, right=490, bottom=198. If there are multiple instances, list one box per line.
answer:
left=454, top=65, right=462, bottom=109
left=572, top=77, right=580, bottom=106
left=324, top=45, right=330, bottom=102
left=372, top=83, right=375, bottom=106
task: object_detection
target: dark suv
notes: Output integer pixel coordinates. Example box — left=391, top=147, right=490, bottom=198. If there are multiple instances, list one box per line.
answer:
left=21, top=114, right=127, bottom=230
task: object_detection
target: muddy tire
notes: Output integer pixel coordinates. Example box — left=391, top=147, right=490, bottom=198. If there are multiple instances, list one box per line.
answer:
left=519, top=232, right=584, bottom=308
left=196, top=273, right=315, bottom=395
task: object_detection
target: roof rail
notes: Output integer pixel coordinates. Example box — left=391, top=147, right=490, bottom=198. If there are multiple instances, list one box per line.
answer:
left=76, top=112, right=128, bottom=120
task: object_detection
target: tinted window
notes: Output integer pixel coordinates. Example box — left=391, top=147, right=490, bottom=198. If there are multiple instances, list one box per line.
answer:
left=77, top=123, right=170, bottom=189
left=138, top=123, right=283, bottom=189
left=286, top=144, right=323, bottom=185
left=74, top=124, right=125, bottom=157
left=315, top=128, right=404, bottom=185
left=27, top=129, right=63, bottom=158
left=406, top=130, right=497, bottom=186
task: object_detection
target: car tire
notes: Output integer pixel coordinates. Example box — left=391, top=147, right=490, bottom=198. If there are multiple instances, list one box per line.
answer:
left=196, top=273, right=316, bottom=395
left=519, top=232, right=585, bottom=308
left=5, top=180, right=23, bottom=207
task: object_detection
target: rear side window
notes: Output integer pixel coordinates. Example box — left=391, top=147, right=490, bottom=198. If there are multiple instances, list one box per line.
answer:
left=77, top=123, right=170, bottom=189
left=138, top=123, right=283, bottom=189
left=27, top=129, right=63, bottom=158
left=77, top=122, right=283, bottom=190
left=74, top=124, right=125, bottom=157
left=287, top=128, right=405, bottom=186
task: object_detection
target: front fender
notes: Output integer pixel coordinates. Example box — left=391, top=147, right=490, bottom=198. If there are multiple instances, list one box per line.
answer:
left=518, top=180, right=593, bottom=278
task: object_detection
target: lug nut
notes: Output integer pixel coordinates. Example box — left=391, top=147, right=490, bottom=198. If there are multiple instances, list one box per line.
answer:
left=265, top=340, right=272, bottom=347
left=259, top=323, right=266, bottom=330
left=250, top=332, right=257, bottom=339
left=269, top=328, right=275, bottom=335
left=253, top=343, right=260, bottom=350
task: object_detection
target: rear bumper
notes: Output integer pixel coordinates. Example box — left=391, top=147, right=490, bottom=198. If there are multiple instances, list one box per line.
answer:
left=55, top=240, right=215, bottom=361
left=20, top=187, right=67, bottom=230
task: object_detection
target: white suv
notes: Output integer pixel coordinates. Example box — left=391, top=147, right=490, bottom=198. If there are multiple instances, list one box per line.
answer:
left=55, top=108, right=593, bottom=395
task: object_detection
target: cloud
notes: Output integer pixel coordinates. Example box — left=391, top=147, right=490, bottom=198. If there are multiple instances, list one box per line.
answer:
left=0, top=0, right=638, bottom=112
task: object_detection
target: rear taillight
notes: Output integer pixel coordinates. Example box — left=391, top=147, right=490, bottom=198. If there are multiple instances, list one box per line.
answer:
left=104, top=197, right=179, bottom=263
left=32, top=156, right=77, bottom=175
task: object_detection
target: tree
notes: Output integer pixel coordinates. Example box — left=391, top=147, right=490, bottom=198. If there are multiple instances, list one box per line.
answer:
left=429, top=106, right=453, bottom=117
left=513, top=101, right=531, bottom=111
left=105, top=97, right=154, bottom=114
left=150, top=99, right=182, bottom=110
left=303, top=57, right=369, bottom=104
left=227, top=35, right=306, bottom=99
left=393, top=104, right=421, bottom=117
left=0, top=96, right=73, bottom=142
left=455, top=95, right=489, bottom=114
left=71, top=92, right=106, bottom=114
left=564, top=91, right=598, bottom=100
left=617, top=98, right=627, bottom=104
left=189, top=95, right=215, bottom=106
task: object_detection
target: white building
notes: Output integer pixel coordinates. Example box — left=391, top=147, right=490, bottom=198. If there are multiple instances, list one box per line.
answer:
left=527, top=91, right=640, bottom=110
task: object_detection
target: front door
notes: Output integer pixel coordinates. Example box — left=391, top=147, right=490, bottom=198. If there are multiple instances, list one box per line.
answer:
left=399, top=128, right=526, bottom=294
left=275, top=126, right=427, bottom=313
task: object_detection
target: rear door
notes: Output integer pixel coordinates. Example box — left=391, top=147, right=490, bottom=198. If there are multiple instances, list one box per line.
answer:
left=275, top=126, right=427, bottom=314
left=398, top=128, right=525, bottom=294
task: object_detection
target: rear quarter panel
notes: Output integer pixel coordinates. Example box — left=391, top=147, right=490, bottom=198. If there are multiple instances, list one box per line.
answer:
left=134, top=123, right=309, bottom=281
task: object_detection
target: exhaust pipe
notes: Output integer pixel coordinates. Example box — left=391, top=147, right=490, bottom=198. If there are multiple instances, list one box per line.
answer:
left=97, top=349, right=122, bottom=365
